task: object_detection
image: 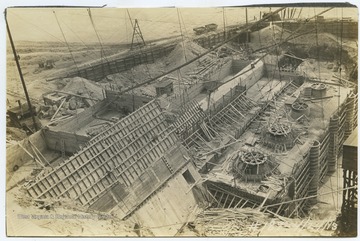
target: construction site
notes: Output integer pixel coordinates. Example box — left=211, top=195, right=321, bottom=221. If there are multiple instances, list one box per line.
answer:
left=5, top=5, right=358, bottom=237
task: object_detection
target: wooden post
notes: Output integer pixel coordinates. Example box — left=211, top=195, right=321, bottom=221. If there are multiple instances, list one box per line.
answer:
left=5, top=10, right=38, bottom=131
left=50, top=97, right=66, bottom=121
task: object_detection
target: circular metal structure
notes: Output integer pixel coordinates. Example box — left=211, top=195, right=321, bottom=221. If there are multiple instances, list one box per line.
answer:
left=311, top=83, right=326, bottom=90
left=239, top=151, right=267, bottom=165
left=292, top=101, right=309, bottom=111
left=268, top=122, right=291, bottom=136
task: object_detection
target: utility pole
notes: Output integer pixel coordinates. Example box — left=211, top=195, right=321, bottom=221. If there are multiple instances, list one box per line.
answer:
left=245, top=7, right=248, bottom=25
left=5, top=9, right=38, bottom=131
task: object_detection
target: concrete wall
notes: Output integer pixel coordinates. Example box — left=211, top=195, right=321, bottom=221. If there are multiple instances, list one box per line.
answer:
left=52, top=100, right=107, bottom=132
left=67, top=44, right=177, bottom=81
left=265, top=64, right=301, bottom=81
left=194, top=28, right=241, bottom=48
left=207, top=58, right=233, bottom=82
left=199, top=59, right=264, bottom=110
left=6, top=130, right=48, bottom=184
left=42, top=129, right=90, bottom=154
left=232, top=59, right=252, bottom=73
left=170, top=58, right=235, bottom=108
left=105, top=90, right=153, bottom=113
left=90, top=143, right=200, bottom=221
left=41, top=100, right=107, bottom=155
left=127, top=164, right=204, bottom=236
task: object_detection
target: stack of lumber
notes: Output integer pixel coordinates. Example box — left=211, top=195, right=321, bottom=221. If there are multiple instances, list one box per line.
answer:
left=195, top=208, right=271, bottom=236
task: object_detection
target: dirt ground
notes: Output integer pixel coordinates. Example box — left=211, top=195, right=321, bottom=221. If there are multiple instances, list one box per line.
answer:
left=6, top=186, right=139, bottom=236
left=6, top=41, right=123, bottom=107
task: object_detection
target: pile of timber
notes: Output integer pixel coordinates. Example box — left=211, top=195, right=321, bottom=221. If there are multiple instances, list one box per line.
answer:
left=194, top=208, right=272, bottom=236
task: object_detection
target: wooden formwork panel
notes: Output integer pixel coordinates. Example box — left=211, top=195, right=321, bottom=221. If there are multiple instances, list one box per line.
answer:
left=27, top=100, right=178, bottom=208
left=173, top=101, right=206, bottom=135
left=210, top=93, right=255, bottom=130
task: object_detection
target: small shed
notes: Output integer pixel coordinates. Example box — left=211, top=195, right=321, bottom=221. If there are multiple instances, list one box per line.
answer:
left=155, top=79, right=173, bottom=96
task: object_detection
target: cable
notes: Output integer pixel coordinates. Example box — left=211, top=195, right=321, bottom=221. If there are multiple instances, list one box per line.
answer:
left=179, top=10, right=189, bottom=38
left=223, top=7, right=227, bottom=38
left=8, top=11, right=65, bottom=43
left=336, top=7, right=345, bottom=215
left=53, top=11, right=79, bottom=72
left=93, top=8, right=287, bottom=118
left=87, top=8, right=110, bottom=64
left=177, top=9, right=187, bottom=62
left=57, top=18, right=99, bottom=62
left=262, top=185, right=357, bottom=209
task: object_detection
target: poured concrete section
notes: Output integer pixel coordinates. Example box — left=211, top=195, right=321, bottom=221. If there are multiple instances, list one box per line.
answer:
left=26, top=99, right=201, bottom=220
left=204, top=77, right=353, bottom=216
left=199, top=59, right=264, bottom=110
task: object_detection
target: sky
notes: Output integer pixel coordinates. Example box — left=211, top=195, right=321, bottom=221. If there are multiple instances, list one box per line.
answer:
left=5, top=6, right=358, bottom=44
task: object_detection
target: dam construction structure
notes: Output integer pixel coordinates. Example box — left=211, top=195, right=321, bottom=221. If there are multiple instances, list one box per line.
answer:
left=6, top=4, right=358, bottom=237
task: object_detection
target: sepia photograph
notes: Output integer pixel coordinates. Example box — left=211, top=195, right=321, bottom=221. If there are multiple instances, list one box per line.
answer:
left=4, top=2, right=358, bottom=237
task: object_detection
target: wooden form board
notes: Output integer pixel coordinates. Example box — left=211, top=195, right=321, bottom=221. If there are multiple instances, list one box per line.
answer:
left=210, top=93, right=255, bottom=130
left=274, top=21, right=358, bottom=39
left=173, top=100, right=206, bottom=135
left=194, top=28, right=245, bottom=48
left=27, top=100, right=178, bottom=208
left=319, top=133, right=330, bottom=182
left=66, top=44, right=176, bottom=81
left=183, top=92, right=255, bottom=151
left=206, top=181, right=267, bottom=209
left=291, top=157, right=311, bottom=217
